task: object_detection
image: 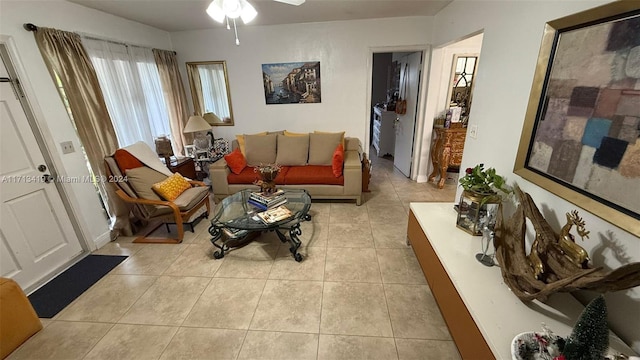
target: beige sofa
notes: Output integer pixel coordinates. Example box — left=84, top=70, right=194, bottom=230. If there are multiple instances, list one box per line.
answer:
left=210, top=133, right=363, bottom=205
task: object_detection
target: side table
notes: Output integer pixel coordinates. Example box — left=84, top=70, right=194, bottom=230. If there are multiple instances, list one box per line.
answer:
left=164, top=157, right=196, bottom=179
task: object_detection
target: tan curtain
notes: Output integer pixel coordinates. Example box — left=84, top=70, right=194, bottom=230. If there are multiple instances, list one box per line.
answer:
left=32, top=27, right=132, bottom=238
left=153, top=49, right=189, bottom=155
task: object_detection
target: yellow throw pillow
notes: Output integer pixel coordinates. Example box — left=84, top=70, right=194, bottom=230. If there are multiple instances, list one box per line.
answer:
left=284, top=130, right=308, bottom=137
left=152, top=173, right=192, bottom=201
left=314, top=130, right=345, bottom=147
left=236, top=132, right=268, bottom=156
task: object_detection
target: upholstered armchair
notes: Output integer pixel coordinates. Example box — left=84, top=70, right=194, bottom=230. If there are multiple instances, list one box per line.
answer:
left=104, top=142, right=210, bottom=244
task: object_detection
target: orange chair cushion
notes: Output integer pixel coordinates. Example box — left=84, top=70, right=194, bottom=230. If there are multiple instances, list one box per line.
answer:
left=0, top=278, right=42, bottom=359
left=113, top=149, right=144, bottom=174
left=332, top=143, right=344, bottom=177
left=224, top=148, right=247, bottom=175
left=284, top=166, right=344, bottom=185
left=152, top=173, right=192, bottom=201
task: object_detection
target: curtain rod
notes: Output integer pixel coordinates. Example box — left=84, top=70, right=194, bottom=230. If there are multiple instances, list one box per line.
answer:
left=22, top=23, right=177, bottom=55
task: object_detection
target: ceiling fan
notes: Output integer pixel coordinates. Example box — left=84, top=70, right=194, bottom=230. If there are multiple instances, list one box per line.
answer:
left=273, top=0, right=305, bottom=5
left=207, top=0, right=305, bottom=45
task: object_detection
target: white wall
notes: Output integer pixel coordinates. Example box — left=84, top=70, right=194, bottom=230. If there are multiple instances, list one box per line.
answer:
left=434, top=0, right=640, bottom=351
left=0, top=0, right=173, bottom=248
left=170, top=16, right=434, bottom=144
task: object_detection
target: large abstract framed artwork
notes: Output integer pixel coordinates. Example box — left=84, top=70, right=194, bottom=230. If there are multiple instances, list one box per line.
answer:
left=514, top=2, right=640, bottom=237
left=262, top=61, right=321, bottom=104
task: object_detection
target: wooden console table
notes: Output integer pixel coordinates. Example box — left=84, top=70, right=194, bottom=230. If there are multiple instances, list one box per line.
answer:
left=428, top=127, right=466, bottom=188
left=407, top=202, right=635, bottom=359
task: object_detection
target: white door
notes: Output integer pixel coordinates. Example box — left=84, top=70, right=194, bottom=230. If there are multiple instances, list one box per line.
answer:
left=0, top=50, right=84, bottom=291
left=393, top=51, right=422, bottom=177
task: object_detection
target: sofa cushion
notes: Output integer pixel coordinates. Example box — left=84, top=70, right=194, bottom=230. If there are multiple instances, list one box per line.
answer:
left=284, top=130, right=307, bottom=137
left=152, top=173, right=192, bottom=201
left=308, top=132, right=343, bottom=165
left=332, top=143, right=344, bottom=177
left=228, top=166, right=289, bottom=185
left=245, top=134, right=277, bottom=166
left=224, top=148, right=247, bottom=175
left=236, top=131, right=268, bottom=156
left=314, top=130, right=345, bottom=147
left=125, top=167, right=167, bottom=201
left=284, top=165, right=344, bottom=185
left=276, top=134, right=309, bottom=166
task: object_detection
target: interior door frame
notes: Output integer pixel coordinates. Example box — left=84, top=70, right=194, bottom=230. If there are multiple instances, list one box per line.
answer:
left=365, top=45, right=430, bottom=181
left=0, top=36, right=90, bottom=291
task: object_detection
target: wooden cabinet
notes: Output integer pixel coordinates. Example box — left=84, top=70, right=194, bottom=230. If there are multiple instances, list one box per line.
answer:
left=165, top=157, right=196, bottom=179
left=372, top=107, right=396, bottom=157
left=428, top=127, right=466, bottom=189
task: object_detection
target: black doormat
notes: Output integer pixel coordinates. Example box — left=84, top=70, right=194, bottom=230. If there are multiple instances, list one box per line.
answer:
left=28, top=255, right=127, bottom=318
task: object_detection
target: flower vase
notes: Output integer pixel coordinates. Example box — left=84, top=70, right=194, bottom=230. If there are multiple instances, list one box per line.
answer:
left=456, top=190, right=501, bottom=236
left=254, top=165, right=280, bottom=195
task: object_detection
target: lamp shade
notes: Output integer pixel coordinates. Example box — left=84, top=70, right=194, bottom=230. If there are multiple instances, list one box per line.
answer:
left=206, top=0, right=225, bottom=23
left=239, top=0, right=257, bottom=23
left=202, top=112, right=223, bottom=125
left=184, top=115, right=212, bottom=133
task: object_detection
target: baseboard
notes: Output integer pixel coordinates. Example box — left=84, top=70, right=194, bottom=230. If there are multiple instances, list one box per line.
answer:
left=93, top=231, right=112, bottom=250
left=416, top=174, right=429, bottom=183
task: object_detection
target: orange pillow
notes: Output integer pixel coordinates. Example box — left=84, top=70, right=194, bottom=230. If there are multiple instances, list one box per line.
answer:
left=113, top=149, right=144, bottom=174
left=224, top=148, right=247, bottom=175
left=332, top=143, right=344, bottom=177
left=152, top=173, right=192, bottom=201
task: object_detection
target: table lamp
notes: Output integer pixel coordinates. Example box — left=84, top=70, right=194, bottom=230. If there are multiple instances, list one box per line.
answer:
left=155, top=135, right=174, bottom=164
left=184, top=114, right=212, bottom=151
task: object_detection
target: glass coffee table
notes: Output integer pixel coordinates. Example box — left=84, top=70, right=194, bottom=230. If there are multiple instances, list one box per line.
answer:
left=208, top=189, right=311, bottom=262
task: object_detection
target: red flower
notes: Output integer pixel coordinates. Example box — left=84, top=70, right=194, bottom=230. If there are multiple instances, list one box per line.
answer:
left=465, top=168, right=473, bottom=174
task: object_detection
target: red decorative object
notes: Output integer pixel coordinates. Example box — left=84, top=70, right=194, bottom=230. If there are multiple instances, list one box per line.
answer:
left=224, top=148, right=247, bottom=175
left=332, top=143, right=344, bottom=177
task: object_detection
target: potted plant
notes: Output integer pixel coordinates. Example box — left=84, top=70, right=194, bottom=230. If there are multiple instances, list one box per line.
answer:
left=457, top=164, right=511, bottom=235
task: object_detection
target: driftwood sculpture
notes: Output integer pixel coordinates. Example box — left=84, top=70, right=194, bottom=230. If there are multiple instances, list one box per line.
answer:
left=493, top=187, right=640, bottom=302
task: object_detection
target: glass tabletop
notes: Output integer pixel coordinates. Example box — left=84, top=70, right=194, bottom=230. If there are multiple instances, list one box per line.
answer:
left=211, top=189, right=311, bottom=230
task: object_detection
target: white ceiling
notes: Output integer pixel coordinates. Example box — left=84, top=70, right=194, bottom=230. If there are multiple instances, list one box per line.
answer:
left=67, top=0, right=453, bottom=32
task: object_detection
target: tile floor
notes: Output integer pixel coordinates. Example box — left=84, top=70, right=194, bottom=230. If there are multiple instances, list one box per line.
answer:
left=10, top=153, right=461, bottom=360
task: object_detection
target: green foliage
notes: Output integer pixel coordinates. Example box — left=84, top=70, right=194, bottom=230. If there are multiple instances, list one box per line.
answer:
left=563, top=296, right=609, bottom=360
left=459, top=163, right=511, bottom=195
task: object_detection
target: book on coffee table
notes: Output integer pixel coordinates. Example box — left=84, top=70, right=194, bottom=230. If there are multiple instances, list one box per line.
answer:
left=256, top=205, right=293, bottom=224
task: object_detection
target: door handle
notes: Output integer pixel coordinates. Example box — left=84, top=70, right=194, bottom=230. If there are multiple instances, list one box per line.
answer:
left=38, top=164, right=47, bottom=172
left=394, top=117, right=400, bottom=128
left=42, top=174, right=52, bottom=183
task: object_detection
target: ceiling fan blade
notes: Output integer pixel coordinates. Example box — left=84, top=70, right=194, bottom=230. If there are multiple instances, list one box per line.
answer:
left=273, top=0, right=305, bottom=5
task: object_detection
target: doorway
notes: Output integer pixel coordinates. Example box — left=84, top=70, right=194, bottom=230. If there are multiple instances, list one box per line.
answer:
left=0, top=42, right=86, bottom=293
left=368, top=50, right=424, bottom=178
left=419, top=32, right=484, bottom=186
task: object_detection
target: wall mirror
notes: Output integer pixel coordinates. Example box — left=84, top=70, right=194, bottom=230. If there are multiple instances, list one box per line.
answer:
left=186, top=61, right=234, bottom=126
left=447, top=54, right=478, bottom=124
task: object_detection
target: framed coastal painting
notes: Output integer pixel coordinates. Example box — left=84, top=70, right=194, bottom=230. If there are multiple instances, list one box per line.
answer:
left=262, top=61, right=321, bottom=104
left=514, top=2, right=640, bottom=236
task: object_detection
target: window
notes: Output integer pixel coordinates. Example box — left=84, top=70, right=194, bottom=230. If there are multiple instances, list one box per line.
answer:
left=82, top=38, right=172, bottom=150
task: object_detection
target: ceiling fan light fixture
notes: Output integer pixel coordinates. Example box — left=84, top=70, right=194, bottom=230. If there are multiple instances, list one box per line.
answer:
left=222, top=0, right=242, bottom=19
left=239, top=0, right=257, bottom=24
left=206, top=0, right=225, bottom=23
left=273, top=0, right=305, bottom=5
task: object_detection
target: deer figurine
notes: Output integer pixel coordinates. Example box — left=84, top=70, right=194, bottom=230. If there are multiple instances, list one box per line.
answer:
left=556, top=210, right=591, bottom=268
